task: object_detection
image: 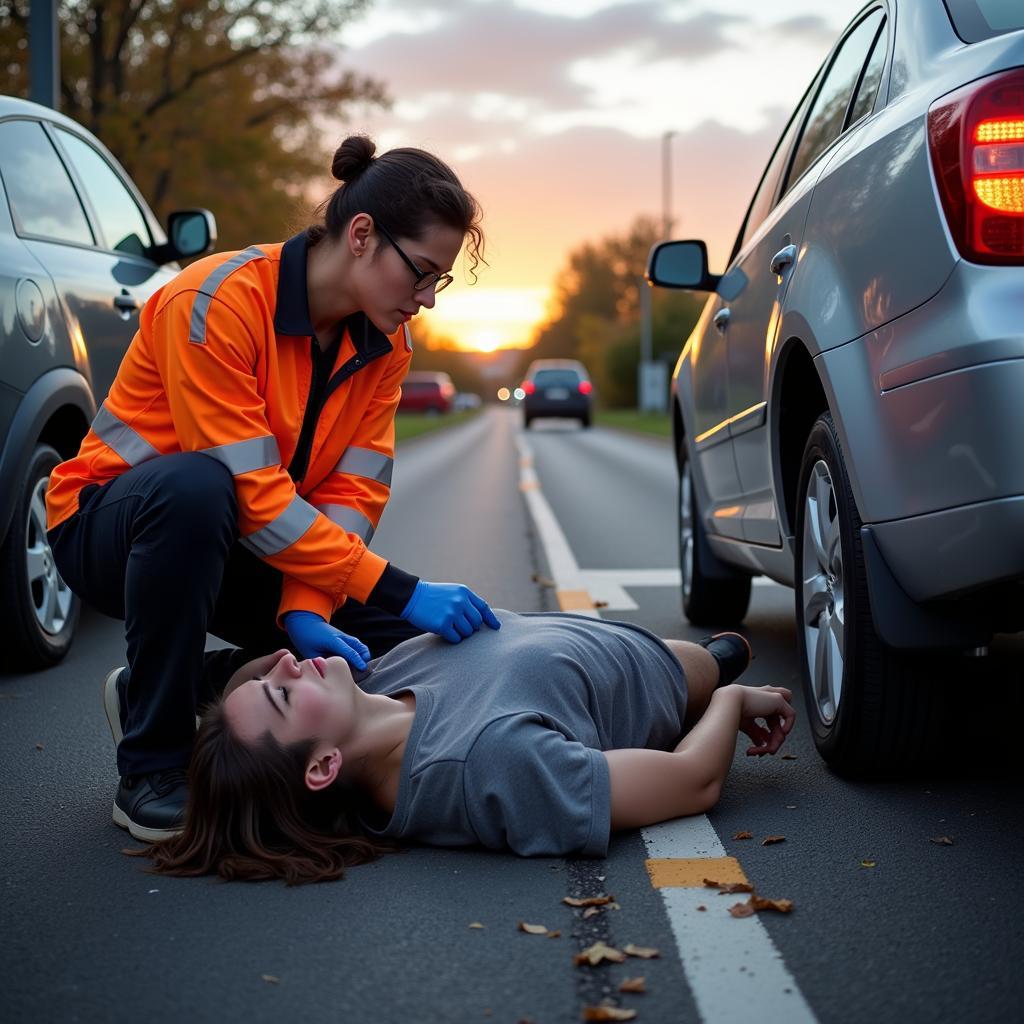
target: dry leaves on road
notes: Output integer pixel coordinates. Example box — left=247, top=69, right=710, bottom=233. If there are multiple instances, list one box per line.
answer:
left=564, top=894, right=615, bottom=907
left=260, top=974, right=280, bottom=984
left=518, top=922, right=551, bottom=935
left=733, top=830, right=753, bottom=840
left=930, top=836, right=954, bottom=846
left=703, top=878, right=754, bottom=894
left=860, top=860, right=877, bottom=868
left=469, top=922, right=486, bottom=929
left=623, top=944, right=660, bottom=960
left=729, top=894, right=795, bottom=917
left=781, top=753, right=798, bottom=760
left=582, top=1006, right=637, bottom=1021
left=619, top=977, right=647, bottom=994
left=761, top=835, right=786, bottom=846
left=574, top=942, right=627, bottom=966
left=531, top=573, right=556, bottom=588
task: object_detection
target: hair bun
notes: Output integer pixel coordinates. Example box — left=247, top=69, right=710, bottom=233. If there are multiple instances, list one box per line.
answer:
left=332, top=136, right=376, bottom=182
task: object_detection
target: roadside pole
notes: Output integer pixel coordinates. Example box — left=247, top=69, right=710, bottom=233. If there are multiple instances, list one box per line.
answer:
left=29, top=0, right=60, bottom=110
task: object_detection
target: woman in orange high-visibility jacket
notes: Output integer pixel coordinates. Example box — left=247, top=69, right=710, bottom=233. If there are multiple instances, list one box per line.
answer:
left=45, top=136, right=499, bottom=843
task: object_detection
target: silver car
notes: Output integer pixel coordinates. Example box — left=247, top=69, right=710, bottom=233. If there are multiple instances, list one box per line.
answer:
left=0, top=95, right=215, bottom=670
left=648, top=0, right=1024, bottom=773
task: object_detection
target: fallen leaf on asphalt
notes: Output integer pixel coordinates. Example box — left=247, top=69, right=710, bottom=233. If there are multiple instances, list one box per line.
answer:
left=582, top=1007, right=637, bottom=1022
left=548, top=931, right=562, bottom=939
left=518, top=922, right=550, bottom=935
left=623, top=944, right=660, bottom=959
left=619, top=977, right=647, bottom=993
left=733, top=831, right=753, bottom=840
left=594, top=600, right=610, bottom=609
left=785, top=805, right=797, bottom=810
left=930, top=836, right=954, bottom=846
left=574, top=942, right=627, bottom=966
left=34, top=743, right=44, bottom=751
left=608, top=902, right=621, bottom=910
left=583, top=907, right=602, bottom=919
left=762, top=835, right=786, bottom=845
left=261, top=974, right=280, bottom=984
left=860, top=860, right=877, bottom=869
left=469, top=922, right=485, bottom=929
left=531, top=573, right=556, bottom=588
left=751, top=894, right=794, bottom=914
left=703, top=878, right=754, bottom=894
left=781, top=754, right=798, bottom=760
left=729, top=901, right=756, bottom=918
left=564, top=894, right=615, bottom=907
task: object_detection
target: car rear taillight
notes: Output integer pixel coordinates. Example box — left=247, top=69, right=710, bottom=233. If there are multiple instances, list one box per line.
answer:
left=928, top=67, right=1024, bottom=264
left=522, top=380, right=535, bottom=395
left=578, top=380, right=593, bottom=395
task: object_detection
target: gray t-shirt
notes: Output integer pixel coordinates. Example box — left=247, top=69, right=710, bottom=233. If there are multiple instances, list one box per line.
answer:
left=358, top=610, right=687, bottom=857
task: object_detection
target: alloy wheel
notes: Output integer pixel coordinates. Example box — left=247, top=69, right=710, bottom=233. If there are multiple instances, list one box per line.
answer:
left=25, top=476, right=72, bottom=636
left=801, top=460, right=845, bottom=725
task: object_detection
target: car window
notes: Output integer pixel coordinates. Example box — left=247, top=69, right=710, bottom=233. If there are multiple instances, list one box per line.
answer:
left=0, top=120, right=94, bottom=246
left=784, top=10, right=886, bottom=193
left=533, top=370, right=581, bottom=388
left=735, top=82, right=818, bottom=254
left=56, top=128, right=152, bottom=257
left=944, top=0, right=1024, bottom=41
left=847, top=20, right=888, bottom=127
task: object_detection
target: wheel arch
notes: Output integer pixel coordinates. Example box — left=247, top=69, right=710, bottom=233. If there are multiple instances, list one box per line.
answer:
left=0, top=368, right=95, bottom=545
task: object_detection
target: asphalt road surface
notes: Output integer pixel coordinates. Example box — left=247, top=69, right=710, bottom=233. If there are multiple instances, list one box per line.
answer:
left=3, top=405, right=1022, bottom=1024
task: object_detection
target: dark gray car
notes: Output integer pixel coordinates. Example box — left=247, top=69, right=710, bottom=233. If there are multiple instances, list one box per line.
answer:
left=0, top=95, right=216, bottom=671
left=648, top=0, right=1024, bottom=773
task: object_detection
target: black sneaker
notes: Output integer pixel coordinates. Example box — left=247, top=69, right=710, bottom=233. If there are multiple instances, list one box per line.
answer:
left=113, top=769, right=188, bottom=842
left=102, top=667, right=127, bottom=747
left=697, top=632, right=753, bottom=686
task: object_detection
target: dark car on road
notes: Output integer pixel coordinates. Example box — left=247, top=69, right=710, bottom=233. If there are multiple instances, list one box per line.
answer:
left=398, top=370, right=456, bottom=414
left=0, top=95, right=216, bottom=670
left=648, top=0, right=1024, bottom=773
left=521, top=359, right=593, bottom=429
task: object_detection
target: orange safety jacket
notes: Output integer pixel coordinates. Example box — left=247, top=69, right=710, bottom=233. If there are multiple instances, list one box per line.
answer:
left=46, top=233, right=418, bottom=623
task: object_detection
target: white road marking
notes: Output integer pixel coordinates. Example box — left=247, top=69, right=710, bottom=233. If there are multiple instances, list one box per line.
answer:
left=516, top=430, right=817, bottom=1024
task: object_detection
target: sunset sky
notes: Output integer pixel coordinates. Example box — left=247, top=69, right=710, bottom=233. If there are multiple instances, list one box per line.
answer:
left=334, top=0, right=866, bottom=351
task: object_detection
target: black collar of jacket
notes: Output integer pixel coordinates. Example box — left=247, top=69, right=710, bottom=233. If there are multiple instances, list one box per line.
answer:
left=274, top=231, right=393, bottom=358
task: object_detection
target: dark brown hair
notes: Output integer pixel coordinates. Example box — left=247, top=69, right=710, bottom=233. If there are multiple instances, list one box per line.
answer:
left=307, top=134, right=485, bottom=279
left=129, top=702, right=398, bottom=885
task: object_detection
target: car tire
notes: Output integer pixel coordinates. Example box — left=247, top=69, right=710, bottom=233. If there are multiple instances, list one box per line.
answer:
left=794, top=413, right=950, bottom=776
left=0, top=443, right=80, bottom=670
left=678, top=440, right=751, bottom=626
left=523, top=416, right=532, bottom=429
left=581, top=414, right=592, bottom=429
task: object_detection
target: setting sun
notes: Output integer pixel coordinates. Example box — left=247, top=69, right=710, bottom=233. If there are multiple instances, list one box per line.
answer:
left=422, top=287, right=550, bottom=352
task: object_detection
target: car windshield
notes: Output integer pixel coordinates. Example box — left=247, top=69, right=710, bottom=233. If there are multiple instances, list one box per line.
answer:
left=944, top=0, right=1024, bottom=41
left=533, top=370, right=581, bottom=388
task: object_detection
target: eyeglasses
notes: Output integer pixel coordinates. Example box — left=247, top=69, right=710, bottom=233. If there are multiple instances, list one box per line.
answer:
left=376, top=223, right=454, bottom=294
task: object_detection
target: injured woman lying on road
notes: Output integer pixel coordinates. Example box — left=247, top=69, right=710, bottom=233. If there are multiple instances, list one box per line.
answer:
left=134, top=611, right=794, bottom=884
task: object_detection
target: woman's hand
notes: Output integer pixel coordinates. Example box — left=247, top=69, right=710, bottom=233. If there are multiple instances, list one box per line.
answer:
left=732, top=685, right=796, bottom=756
left=224, top=648, right=290, bottom=698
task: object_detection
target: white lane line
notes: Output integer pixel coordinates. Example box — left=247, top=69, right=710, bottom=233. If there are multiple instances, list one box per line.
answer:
left=516, top=430, right=817, bottom=1024
left=643, top=819, right=817, bottom=1023
left=584, top=570, right=782, bottom=611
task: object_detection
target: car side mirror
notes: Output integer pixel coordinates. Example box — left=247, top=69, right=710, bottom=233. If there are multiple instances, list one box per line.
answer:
left=150, top=209, right=217, bottom=264
left=646, top=240, right=720, bottom=292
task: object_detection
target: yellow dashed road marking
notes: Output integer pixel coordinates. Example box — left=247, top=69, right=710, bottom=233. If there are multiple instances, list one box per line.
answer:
left=645, top=857, right=748, bottom=888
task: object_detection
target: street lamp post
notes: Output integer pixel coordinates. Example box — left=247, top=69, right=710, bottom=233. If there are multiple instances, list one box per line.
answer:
left=662, top=130, right=677, bottom=240
left=29, top=0, right=60, bottom=110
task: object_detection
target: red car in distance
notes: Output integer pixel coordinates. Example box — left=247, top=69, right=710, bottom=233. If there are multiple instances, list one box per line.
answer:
left=398, top=371, right=456, bottom=414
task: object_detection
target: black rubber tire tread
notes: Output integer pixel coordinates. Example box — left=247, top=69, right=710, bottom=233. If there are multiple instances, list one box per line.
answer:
left=679, top=440, right=751, bottom=627
left=0, top=443, right=80, bottom=671
left=794, top=413, right=951, bottom=777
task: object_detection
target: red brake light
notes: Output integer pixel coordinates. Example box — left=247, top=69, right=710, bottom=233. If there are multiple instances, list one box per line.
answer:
left=928, top=68, right=1024, bottom=263
left=578, top=380, right=593, bottom=395
left=522, top=380, right=535, bottom=395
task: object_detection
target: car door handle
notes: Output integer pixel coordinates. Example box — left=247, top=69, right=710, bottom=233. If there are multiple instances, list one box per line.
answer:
left=113, top=290, right=139, bottom=319
left=712, top=307, right=731, bottom=333
left=770, top=244, right=797, bottom=276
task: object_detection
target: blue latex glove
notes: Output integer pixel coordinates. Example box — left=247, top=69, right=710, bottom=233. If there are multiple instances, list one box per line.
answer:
left=401, top=581, right=501, bottom=644
left=283, top=611, right=370, bottom=670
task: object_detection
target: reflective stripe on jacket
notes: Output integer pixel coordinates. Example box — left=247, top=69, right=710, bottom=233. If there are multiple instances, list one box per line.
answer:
left=46, top=233, right=414, bottom=623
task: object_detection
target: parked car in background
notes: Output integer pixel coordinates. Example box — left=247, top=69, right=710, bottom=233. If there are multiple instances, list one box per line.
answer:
left=0, top=95, right=217, bottom=670
left=648, top=0, right=1024, bottom=773
left=453, top=391, right=482, bottom=411
left=521, top=359, right=593, bottom=428
left=399, top=370, right=456, bottom=414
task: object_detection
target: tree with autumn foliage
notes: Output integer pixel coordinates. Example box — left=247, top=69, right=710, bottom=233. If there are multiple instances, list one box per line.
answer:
left=524, top=217, right=706, bottom=408
left=0, top=0, right=387, bottom=249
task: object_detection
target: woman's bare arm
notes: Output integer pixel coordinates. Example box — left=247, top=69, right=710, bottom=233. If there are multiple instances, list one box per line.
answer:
left=605, top=684, right=795, bottom=831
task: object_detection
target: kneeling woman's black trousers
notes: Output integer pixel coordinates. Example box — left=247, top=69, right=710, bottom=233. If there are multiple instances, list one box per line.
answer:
left=48, top=452, right=420, bottom=777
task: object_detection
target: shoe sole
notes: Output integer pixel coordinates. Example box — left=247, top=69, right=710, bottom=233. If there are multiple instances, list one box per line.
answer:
left=707, top=631, right=754, bottom=684
left=102, top=668, right=124, bottom=747
left=112, top=802, right=184, bottom=843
